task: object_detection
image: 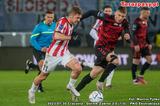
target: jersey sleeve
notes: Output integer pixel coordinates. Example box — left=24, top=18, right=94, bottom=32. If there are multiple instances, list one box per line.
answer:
left=131, top=21, right=139, bottom=45
left=55, top=19, right=66, bottom=34
left=30, top=24, right=42, bottom=51
left=81, top=10, right=107, bottom=21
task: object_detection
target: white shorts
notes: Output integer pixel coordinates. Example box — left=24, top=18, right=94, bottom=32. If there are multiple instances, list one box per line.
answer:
left=41, top=50, right=75, bottom=73
left=89, top=29, right=99, bottom=46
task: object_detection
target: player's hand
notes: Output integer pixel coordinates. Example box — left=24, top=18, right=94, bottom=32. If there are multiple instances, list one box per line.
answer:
left=118, top=36, right=122, bottom=40
left=124, top=33, right=130, bottom=40
left=41, top=47, right=48, bottom=52
left=134, top=45, right=140, bottom=52
left=148, top=44, right=152, bottom=50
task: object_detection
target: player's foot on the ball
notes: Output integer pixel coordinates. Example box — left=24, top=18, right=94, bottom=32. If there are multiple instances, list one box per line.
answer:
left=25, top=59, right=32, bottom=74
left=66, top=84, right=80, bottom=97
left=28, top=89, right=35, bottom=104
left=137, top=76, right=147, bottom=84
left=106, top=84, right=112, bottom=89
left=96, top=81, right=104, bottom=91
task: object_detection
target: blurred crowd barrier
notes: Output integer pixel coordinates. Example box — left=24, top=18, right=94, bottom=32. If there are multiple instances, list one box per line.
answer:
left=0, top=47, right=160, bottom=70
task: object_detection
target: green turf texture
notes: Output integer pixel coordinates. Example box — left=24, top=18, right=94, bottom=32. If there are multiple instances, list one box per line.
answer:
left=0, top=70, right=159, bottom=106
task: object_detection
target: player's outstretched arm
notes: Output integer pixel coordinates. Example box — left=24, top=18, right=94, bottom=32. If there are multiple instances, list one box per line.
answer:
left=81, top=10, right=106, bottom=21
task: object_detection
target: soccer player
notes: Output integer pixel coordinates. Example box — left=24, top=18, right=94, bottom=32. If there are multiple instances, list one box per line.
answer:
left=74, top=6, right=130, bottom=100
left=131, top=7, right=152, bottom=85
left=82, top=5, right=115, bottom=88
left=25, top=11, right=56, bottom=92
left=28, top=6, right=82, bottom=104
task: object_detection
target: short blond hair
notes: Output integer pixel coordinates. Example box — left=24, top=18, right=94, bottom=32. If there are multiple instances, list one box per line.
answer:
left=68, top=6, right=82, bottom=15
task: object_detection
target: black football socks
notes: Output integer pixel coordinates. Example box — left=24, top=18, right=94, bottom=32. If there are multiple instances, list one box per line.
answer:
left=76, top=73, right=93, bottom=92
left=98, top=63, right=116, bottom=82
left=131, top=64, right=138, bottom=80
left=140, top=62, right=150, bottom=76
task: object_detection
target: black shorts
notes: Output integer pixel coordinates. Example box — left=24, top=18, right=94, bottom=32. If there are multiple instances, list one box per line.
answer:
left=33, top=48, right=46, bottom=62
left=132, top=46, right=151, bottom=59
left=94, top=46, right=109, bottom=69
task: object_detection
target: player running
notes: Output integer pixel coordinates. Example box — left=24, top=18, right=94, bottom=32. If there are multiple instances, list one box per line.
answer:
left=74, top=6, right=130, bottom=101
left=82, top=5, right=115, bottom=88
left=28, top=6, right=82, bottom=104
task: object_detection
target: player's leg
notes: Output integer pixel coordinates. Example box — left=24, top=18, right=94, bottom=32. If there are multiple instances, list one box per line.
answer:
left=28, top=54, right=59, bottom=104
left=32, top=49, right=46, bottom=92
left=25, top=59, right=38, bottom=74
left=25, top=48, right=41, bottom=74
left=76, top=66, right=104, bottom=92
left=138, top=47, right=152, bottom=84
left=76, top=48, right=106, bottom=92
left=105, top=69, right=115, bottom=88
left=132, top=58, right=140, bottom=84
left=97, top=52, right=119, bottom=91
left=62, top=51, right=82, bottom=97
left=131, top=48, right=141, bottom=84
left=37, top=59, right=45, bottom=92
left=28, top=72, right=49, bottom=104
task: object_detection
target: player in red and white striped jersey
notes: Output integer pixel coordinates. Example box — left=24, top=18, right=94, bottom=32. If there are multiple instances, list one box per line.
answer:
left=28, top=6, right=82, bottom=104
left=47, top=17, right=73, bottom=56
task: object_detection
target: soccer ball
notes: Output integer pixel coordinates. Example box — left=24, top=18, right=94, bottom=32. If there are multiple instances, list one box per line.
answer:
left=89, top=91, right=103, bottom=102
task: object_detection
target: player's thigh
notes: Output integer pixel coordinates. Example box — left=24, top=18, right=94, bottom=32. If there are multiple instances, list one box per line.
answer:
left=33, top=48, right=45, bottom=62
left=66, top=58, right=82, bottom=71
left=132, top=47, right=141, bottom=64
left=132, top=58, right=140, bottom=64
left=90, top=66, right=104, bottom=78
left=41, top=54, right=61, bottom=73
left=106, top=52, right=119, bottom=65
left=62, top=51, right=82, bottom=71
left=94, top=46, right=108, bottom=69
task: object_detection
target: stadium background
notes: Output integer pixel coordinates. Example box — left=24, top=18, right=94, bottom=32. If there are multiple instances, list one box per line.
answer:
left=0, top=0, right=160, bottom=70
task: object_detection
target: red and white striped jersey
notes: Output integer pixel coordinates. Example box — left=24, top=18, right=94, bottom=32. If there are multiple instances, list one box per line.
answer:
left=47, top=17, right=73, bottom=56
left=92, top=19, right=103, bottom=31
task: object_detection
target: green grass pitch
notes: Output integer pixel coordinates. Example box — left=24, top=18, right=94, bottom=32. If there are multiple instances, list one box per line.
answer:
left=0, top=70, right=160, bottom=106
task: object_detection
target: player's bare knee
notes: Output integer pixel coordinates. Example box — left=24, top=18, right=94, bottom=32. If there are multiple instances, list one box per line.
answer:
left=90, top=72, right=98, bottom=79
left=112, top=58, right=119, bottom=65
left=90, top=68, right=101, bottom=79
left=38, top=60, right=44, bottom=68
left=147, top=58, right=152, bottom=64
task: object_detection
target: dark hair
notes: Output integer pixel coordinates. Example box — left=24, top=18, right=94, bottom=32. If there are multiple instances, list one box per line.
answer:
left=141, top=7, right=150, bottom=11
left=68, top=6, right=82, bottom=15
left=118, top=6, right=127, bottom=14
left=45, top=10, right=54, bottom=14
left=102, top=5, right=111, bottom=10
